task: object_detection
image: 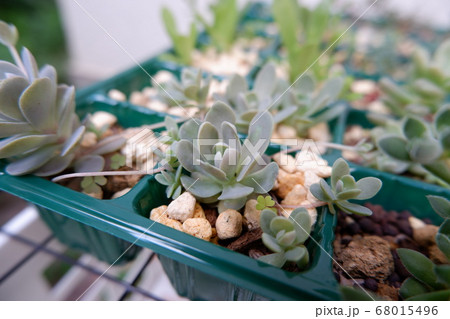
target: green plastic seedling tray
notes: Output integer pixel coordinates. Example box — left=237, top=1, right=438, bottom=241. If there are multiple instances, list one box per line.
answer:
left=0, top=97, right=448, bottom=300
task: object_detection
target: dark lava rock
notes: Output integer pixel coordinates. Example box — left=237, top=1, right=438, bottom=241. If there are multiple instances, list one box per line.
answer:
left=392, top=250, right=411, bottom=279
left=359, top=218, right=375, bottom=233
left=396, top=220, right=413, bottom=238
left=347, top=222, right=361, bottom=235
left=382, top=224, right=399, bottom=236
left=364, top=278, right=379, bottom=291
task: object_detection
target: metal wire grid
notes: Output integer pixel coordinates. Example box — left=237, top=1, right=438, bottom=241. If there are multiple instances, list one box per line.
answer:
left=0, top=226, right=168, bottom=301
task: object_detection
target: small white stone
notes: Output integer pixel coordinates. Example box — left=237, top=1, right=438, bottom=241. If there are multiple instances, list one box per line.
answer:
left=146, top=100, right=169, bottom=112
left=216, top=209, right=243, bottom=240
left=183, top=218, right=212, bottom=241
left=153, top=70, right=176, bottom=84
left=167, top=192, right=196, bottom=222
left=111, top=187, right=131, bottom=199
left=90, top=111, right=117, bottom=130
left=409, top=216, right=426, bottom=230
left=80, top=131, right=97, bottom=148
left=243, top=199, right=261, bottom=231
left=281, top=184, right=307, bottom=206
left=130, top=91, right=148, bottom=106
left=351, top=80, right=377, bottom=95
left=108, top=89, right=126, bottom=101
left=277, top=124, right=298, bottom=139
left=303, top=171, right=322, bottom=189
left=272, top=152, right=297, bottom=173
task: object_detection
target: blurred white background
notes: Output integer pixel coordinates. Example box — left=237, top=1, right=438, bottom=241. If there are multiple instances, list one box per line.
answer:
left=56, top=0, right=450, bottom=86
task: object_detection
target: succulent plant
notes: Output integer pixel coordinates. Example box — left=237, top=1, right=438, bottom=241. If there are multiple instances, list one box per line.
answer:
left=215, top=63, right=286, bottom=134
left=161, top=7, right=197, bottom=65
left=310, top=158, right=382, bottom=216
left=379, top=39, right=450, bottom=117
left=0, top=21, right=85, bottom=176
left=272, top=0, right=341, bottom=82
left=192, top=0, right=239, bottom=52
left=157, top=68, right=211, bottom=113
left=155, top=101, right=279, bottom=211
left=256, top=195, right=277, bottom=213
left=397, top=196, right=450, bottom=301
left=277, top=74, right=345, bottom=136
left=258, top=208, right=311, bottom=269
left=376, top=107, right=450, bottom=185
left=217, top=63, right=344, bottom=136
left=0, top=20, right=125, bottom=177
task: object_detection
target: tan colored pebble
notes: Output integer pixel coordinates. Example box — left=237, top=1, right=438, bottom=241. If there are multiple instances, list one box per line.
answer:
left=130, top=91, right=148, bottom=106
left=413, top=225, right=439, bottom=247
left=167, top=192, right=196, bottom=222
left=183, top=218, right=212, bottom=241
left=274, top=169, right=304, bottom=199
left=80, top=131, right=97, bottom=148
left=281, top=184, right=307, bottom=206
left=111, top=187, right=131, bottom=199
left=216, top=209, right=243, bottom=240
left=243, top=199, right=261, bottom=231
left=193, top=202, right=206, bottom=219
left=90, top=111, right=117, bottom=130
left=272, top=152, right=297, bottom=173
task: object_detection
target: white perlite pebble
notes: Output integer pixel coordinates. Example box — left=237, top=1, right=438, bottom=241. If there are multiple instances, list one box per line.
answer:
left=80, top=131, right=97, bottom=148
left=183, top=218, right=212, bottom=241
left=108, top=89, right=126, bottom=102
left=216, top=209, right=243, bottom=240
left=167, top=192, right=196, bottom=222
left=409, top=216, right=426, bottom=229
left=90, top=111, right=117, bottom=130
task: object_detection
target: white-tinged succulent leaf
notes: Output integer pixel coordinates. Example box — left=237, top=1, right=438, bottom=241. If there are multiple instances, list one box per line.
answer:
left=0, top=120, right=32, bottom=138
left=38, top=64, right=57, bottom=83
left=219, top=147, right=238, bottom=178
left=337, top=200, right=373, bottom=216
left=320, top=179, right=337, bottom=201
left=331, top=158, right=350, bottom=189
left=284, top=245, right=307, bottom=262
left=0, top=134, right=57, bottom=158
left=427, top=195, right=450, bottom=219
left=290, top=208, right=311, bottom=243
left=19, top=77, right=57, bottom=129
left=270, top=216, right=294, bottom=234
left=197, top=122, right=219, bottom=158
left=435, top=105, right=450, bottom=133
left=220, top=121, right=240, bottom=150
left=90, top=135, right=126, bottom=156
left=258, top=252, right=287, bottom=267
left=378, top=135, right=410, bottom=162
left=0, top=21, right=18, bottom=46
left=34, top=153, right=75, bottom=177
left=240, top=162, right=278, bottom=193
left=433, top=38, right=450, bottom=76
left=273, top=105, right=297, bottom=123
left=61, top=126, right=85, bottom=157
left=180, top=175, right=221, bottom=198
left=355, top=177, right=382, bottom=200
left=436, top=220, right=450, bottom=260
left=74, top=155, right=105, bottom=173
left=316, top=77, right=344, bottom=103
left=176, top=140, right=196, bottom=172
left=293, top=74, right=314, bottom=94
left=408, top=138, right=442, bottom=164
left=204, top=101, right=236, bottom=129
left=260, top=209, right=277, bottom=233
left=262, top=233, right=283, bottom=253
left=218, top=183, right=253, bottom=200
left=310, top=182, right=330, bottom=202
left=225, top=74, right=247, bottom=103
left=178, top=119, right=200, bottom=141
left=337, top=189, right=362, bottom=200
left=220, top=196, right=248, bottom=211
left=21, top=47, right=39, bottom=80
left=403, top=116, right=429, bottom=139
left=198, top=160, right=227, bottom=181
left=0, top=61, right=25, bottom=79
left=5, top=145, right=58, bottom=175
left=0, top=76, right=29, bottom=121
left=253, top=63, right=276, bottom=101
left=278, top=230, right=297, bottom=247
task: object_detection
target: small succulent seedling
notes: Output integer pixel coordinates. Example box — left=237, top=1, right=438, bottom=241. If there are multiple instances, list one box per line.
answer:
left=272, top=0, right=341, bottom=82
left=155, top=101, right=279, bottom=211
left=397, top=196, right=450, bottom=301
left=81, top=176, right=107, bottom=195
left=155, top=165, right=183, bottom=199
left=258, top=208, right=311, bottom=269
left=192, top=0, right=239, bottom=52
left=310, top=158, right=382, bottom=216
left=379, top=39, right=450, bottom=117
left=157, top=68, right=211, bottom=113
left=110, top=153, right=126, bottom=170
left=161, top=7, right=197, bottom=65
left=376, top=107, right=450, bottom=185
left=278, top=74, right=345, bottom=136
left=256, top=195, right=277, bottom=213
